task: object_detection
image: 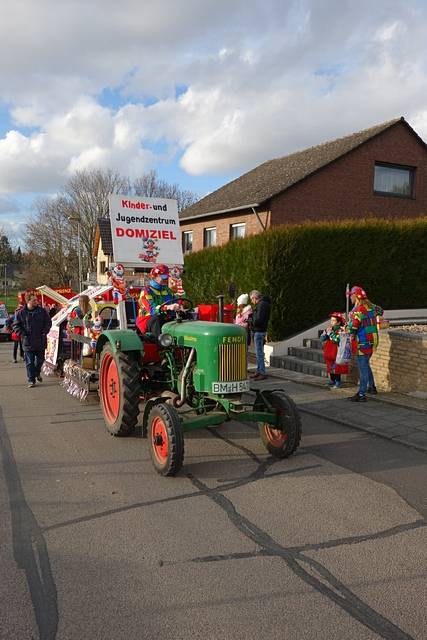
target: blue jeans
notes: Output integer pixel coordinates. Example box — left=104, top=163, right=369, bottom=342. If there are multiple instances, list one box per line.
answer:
left=24, top=350, right=45, bottom=383
left=254, top=331, right=266, bottom=374
left=357, top=354, right=375, bottom=396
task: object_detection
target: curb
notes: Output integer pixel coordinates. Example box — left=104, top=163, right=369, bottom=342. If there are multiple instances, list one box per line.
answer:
left=297, top=406, right=427, bottom=455
left=265, top=368, right=427, bottom=415
left=248, top=373, right=427, bottom=455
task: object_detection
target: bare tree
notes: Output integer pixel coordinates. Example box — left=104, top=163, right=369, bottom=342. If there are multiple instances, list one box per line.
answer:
left=62, top=168, right=130, bottom=274
left=24, top=196, right=75, bottom=287
left=133, top=170, right=199, bottom=212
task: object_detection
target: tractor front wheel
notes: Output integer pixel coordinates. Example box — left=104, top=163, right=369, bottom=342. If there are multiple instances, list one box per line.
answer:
left=99, top=344, right=140, bottom=436
left=259, top=390, right=302, bottom=458
left=148, top=403, right=184, bottom=476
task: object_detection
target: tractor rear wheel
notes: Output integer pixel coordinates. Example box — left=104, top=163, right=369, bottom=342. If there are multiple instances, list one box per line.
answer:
left=99, top=344, right=140, bottom=436
left=259, top=390, right=302, bottom=458
left=148, top=403, right=184, bottom=476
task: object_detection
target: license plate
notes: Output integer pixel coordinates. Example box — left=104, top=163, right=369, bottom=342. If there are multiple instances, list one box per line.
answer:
left=212, top=380, right=250, bottom=394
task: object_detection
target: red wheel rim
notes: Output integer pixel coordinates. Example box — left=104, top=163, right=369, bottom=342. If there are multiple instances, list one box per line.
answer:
left=151, top=417, right=169, bottom=463
left=264, top=425, right=288, bottom=447
left=100, top=352, right=121, bottom=424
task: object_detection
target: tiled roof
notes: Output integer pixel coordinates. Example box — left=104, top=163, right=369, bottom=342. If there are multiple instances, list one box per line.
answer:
left=180, top=117, right=417, bottom=220
left=98, top=218, right=113, bottom=255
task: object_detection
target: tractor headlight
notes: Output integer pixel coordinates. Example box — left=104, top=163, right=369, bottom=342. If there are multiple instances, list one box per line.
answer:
left=159, top=333, right=173, bottom=347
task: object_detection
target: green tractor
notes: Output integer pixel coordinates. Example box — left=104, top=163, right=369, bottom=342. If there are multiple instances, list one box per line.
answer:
left=95, top=299, right=301, bottom=476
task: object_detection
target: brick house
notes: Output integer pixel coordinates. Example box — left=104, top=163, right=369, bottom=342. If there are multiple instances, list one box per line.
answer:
left=179, top=117, right=427, bottom=254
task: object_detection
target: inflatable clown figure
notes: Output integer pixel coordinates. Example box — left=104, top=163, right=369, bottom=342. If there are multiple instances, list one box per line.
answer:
left=169, top=265, right=185, bottom=296
left=89, top=315, right=103, bottom=352
left=106, top=263, right=128, bottom=304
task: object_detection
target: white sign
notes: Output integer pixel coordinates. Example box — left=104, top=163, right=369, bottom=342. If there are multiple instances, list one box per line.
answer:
left=45, top=326, right=60, bottom=366
left=109, top=195, right=183, bottom=267
left=211, top=380, right=250, bottom=394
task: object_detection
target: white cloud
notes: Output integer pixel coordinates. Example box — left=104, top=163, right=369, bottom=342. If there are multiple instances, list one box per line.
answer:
left=0, top=0, right=426, bottom=196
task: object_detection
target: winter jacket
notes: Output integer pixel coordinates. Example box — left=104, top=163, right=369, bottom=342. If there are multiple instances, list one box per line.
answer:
left=251, top=296, right=271, bottom=333
left=235, top=305, right=253, bottom=345
left=234, top=305, right=253, bottom=330
left=320, top=326, right=349, bottom=375
left=13, top=305, right=52, bottom=352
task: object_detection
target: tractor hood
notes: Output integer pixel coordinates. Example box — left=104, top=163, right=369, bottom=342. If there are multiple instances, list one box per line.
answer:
left=162, top=320, right=248, bottom=393
left=162, top=320, right=246, bottom=345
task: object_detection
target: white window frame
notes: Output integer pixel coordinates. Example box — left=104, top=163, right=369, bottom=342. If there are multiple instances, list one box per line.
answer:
left=230, top=222, right=246, bottom=240
left=204, top=226, right=217, bottom=247
left=182, top=230, right=193, bottom=253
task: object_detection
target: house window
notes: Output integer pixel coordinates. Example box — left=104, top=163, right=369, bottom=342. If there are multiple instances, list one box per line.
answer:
left=99, top=260, right=106, bottom=274
left=204, top=227, right=216, bottom=247
left=182, top=231, right=193, bottom=253
left=374, top=163, right=415, bottom=198
left=230, top=223, right=246, bottom=240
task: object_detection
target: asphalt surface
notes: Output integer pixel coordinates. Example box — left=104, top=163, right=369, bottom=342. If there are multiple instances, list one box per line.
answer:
left=0, top=343, right=426, bottom=640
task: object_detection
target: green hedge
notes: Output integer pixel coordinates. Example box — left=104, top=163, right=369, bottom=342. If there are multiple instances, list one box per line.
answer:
left=183, top=217, right=427, bottom=341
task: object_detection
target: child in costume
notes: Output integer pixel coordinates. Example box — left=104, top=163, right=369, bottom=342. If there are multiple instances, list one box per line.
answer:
left=320, top=312, right=348, bottom=388
left=234, top=293, right=253, bottom=345
left=68, top=294, right=92, bottom=360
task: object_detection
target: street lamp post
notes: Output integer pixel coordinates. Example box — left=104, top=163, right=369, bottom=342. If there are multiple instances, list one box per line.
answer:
left=68, top=217, right=82, bottom=292
left=0, top=263, right=6, bottom=299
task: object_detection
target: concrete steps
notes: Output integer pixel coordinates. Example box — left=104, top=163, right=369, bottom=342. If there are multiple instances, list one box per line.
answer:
left=270, top=354, right=328, bottom=378
left=289, top=346, right=324, bottom=363
left=270, top=335, right=328, bottom=378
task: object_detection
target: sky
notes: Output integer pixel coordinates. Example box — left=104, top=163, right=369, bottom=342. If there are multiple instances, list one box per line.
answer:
left=1, top=0, right=427, bottom=246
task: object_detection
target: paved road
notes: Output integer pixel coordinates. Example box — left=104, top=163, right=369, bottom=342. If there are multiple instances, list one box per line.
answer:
left=0, top=344, right=426, bottom=639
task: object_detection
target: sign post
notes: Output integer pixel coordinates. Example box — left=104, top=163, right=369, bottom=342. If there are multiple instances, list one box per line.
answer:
left=108, top=195, right=183, bottom=267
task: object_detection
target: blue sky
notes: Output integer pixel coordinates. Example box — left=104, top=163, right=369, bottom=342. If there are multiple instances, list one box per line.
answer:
left=1, top=0, right=427, bottom=246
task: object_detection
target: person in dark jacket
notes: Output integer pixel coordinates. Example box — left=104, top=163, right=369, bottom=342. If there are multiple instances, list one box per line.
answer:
left=13, top=293, right=52, bottom=387
left=8, top=303, right=25, bottom=362
left=249, top=290, right=271, bottom=380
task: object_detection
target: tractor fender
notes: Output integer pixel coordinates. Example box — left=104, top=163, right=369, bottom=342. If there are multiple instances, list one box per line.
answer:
left=96, top=330, right=144, bottom=356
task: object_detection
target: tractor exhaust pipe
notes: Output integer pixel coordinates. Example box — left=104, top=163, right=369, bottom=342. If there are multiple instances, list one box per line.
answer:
left=173, top=347, right=196, bottom=408
left=216, top=294, right=224, bottom=322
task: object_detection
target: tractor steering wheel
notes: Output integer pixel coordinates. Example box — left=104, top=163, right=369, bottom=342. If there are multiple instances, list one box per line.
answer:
left=159, top=298, right=193, bottom=317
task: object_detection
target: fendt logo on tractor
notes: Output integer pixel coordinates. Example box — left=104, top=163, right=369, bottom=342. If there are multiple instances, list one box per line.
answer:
left=42, top=195, right=301, bottom=477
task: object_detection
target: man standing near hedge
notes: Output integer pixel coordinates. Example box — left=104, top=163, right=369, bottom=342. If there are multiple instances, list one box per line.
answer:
left=13, top=293, right=52, bottom=388
left=249, top=290, right=271, bottom=381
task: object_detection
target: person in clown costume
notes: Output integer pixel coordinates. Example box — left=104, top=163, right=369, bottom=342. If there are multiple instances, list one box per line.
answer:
left=136, top=264, right=181, bottom=336
left=106, top=263, right=128, bottom=304
left=346, top=285, right=383, bottom=402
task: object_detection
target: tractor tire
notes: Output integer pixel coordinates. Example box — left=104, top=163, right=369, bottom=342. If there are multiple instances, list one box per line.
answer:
left=99, top=344, right=140, bottom=436
left=148, top=403, right=184, bottom=476
left=259, top=390, right=302, bottom=458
